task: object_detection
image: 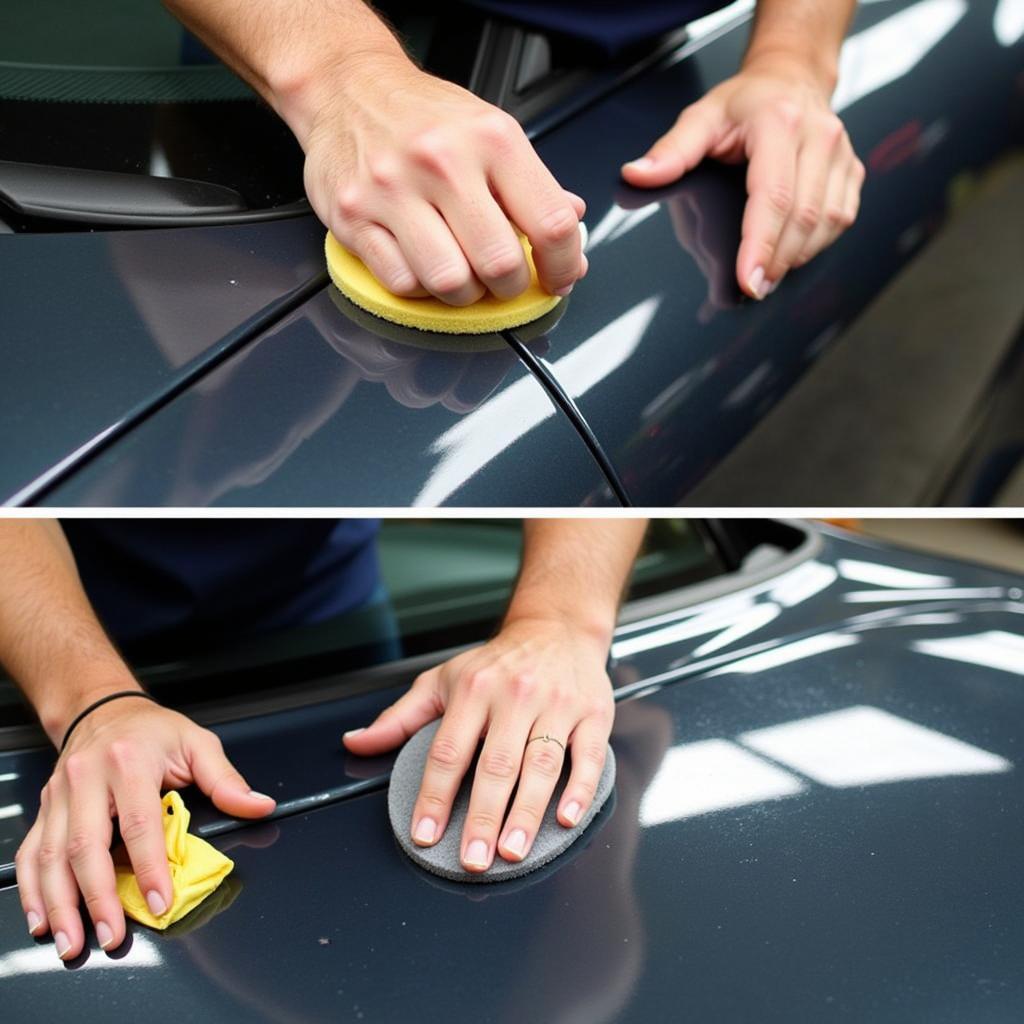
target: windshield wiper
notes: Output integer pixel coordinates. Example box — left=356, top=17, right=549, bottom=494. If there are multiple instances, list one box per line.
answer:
left=0, top=160, right=308, bottom=228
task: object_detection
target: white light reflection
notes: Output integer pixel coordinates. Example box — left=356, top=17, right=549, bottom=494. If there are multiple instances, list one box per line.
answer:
left=836, top=559, right=954, bottom=589
left=995, top=0, right=1024, bottom=45
left=685, top=0, right=754, bottom=40
left=585, top=203, right=660, bottom=251
left=913, top=630, right=1024, bottom=676
left=741, top=705, right=1011, bottom=788
left=832, top=0, right=968, bottom=113
left=612, top=594, right=760, bottom=659
left=413, top=298, right=660, bottom=505
left=0, top=803, right=23, bottom=820
left=614, top=563, right=837, bottom=661
left=639, top=738, right=803, bottom=825
left=0, top=772, right=17, bottom=782
left=843, top=587, right=1005, bottom=603
left=0, top=932, right=162, bottom=978
left=770, top=560, right=837, bottom=608
left=710, top=632, right=859, bottom=675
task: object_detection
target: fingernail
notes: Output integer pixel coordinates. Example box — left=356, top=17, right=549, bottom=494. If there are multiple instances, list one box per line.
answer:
left=26, top=911, right=42, bottom=935
left=249, top=790, right=274, bottom=801
left=464, top=839, right=490, bottom=868
left=563, top=800, right=582, bottom=826
left=748, top=266, right=766, bottom=299
left=555, top=283, right=574, bottom=297
left=767, top=279, right=780, bottom=295
left=55, top=931, right=71, bottom=959
left=623, top=157, right=654, bottom=173
left=343, top=728, right=366, bottom=740
left=503, top=829, right=528, bottom=859
left=146, top=890, right=167, bottom=916
left=96, top=921, right=114, bottom=950
left=413, top=817, right=436, bottom=845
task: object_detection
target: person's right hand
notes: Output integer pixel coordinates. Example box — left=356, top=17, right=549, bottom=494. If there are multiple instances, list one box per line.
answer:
left=15, top=696, right=275, bottom=959
left=299, top=53, right=587, bottom=305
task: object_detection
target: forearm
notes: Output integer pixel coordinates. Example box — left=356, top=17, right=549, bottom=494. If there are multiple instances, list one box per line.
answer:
left=746, top=0, right=857, bottom=93
left=0, top=522, right=139, bottom=747
left=161, top=0, right=409, bottom=144
left=504, top=519, right=648, bottom=649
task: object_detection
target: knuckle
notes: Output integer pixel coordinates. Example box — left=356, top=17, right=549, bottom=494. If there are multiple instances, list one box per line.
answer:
left=765, top=182, right=794, bottom=218
left=579, top=742, right=607, bottom=770
left=478, top=246, right=525, bottom=283
left=424, top=263, right=473, bottom=299
left=537, top=205, right=579, bottom=246
left=367, top=156, right=400, bottom=190
left=65, top=829, right=95, bottom=865
left=117, top=808, right=153, bottom=845
left=794, top=203, right=820, bottom=232
left=106, top=739, right=138, bottom=771
left=37, top=842, right=63, bottom=871
left=774, top=100, right=802, bottom=132
left=479, top=747, right=519, bottom=781
left=526, top=746, right=562, bottom=777
left=410, top=130, right=456, bottom=176
left=62, top=752, right=89, bottom=785
left=334, top=186, right=365, bottom=222
left=508, top=672, right=536, bottom=702
left=428, top=735, right=464, bottom=772
left=821, top=113, right=845, bottom=144
left=467, top=809, right=501, bottom=831
left=476, top=109, right=520, bottom=147
left=419, top=791, right=449, bottom=813
left=824, top=204, right=846, bottom=228
left=464, top=668, right=494, bottom=697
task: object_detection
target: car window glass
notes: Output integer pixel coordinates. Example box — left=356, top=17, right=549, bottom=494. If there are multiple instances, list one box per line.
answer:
left=0, top=520, right=724, bottom=728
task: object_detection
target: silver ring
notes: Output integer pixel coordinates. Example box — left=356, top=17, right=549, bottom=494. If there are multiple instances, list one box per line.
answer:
left=526, top=734, right=565, bottom=753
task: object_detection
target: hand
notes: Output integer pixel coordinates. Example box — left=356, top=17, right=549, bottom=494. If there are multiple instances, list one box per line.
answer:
left=301, top=53, right=587, bottom=305
left=15, top=697, right=275, bottom=959
left=344, top=617, right=615, bottom=872
left=622, top=55, right=864, bottom=299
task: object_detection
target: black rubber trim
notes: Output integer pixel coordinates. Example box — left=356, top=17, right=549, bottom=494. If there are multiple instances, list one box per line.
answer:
left=11, top=271, right=329, bottom=507
left=503, top=330, right=631, bottom=506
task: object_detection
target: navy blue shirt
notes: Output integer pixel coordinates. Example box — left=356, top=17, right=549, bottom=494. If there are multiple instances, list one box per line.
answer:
left=468, top=1, right=726, bottom=53
left=63, top=520, right=380, bottom=649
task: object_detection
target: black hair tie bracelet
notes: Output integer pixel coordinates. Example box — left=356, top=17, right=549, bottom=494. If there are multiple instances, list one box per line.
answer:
left=59, top=691, right=157, bottom=754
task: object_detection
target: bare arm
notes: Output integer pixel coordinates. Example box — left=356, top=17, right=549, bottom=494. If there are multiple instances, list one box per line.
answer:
left=0, top=521, right=141, bottom=745
left=4, top=522, right=273, bottom=961
left=346, top=518, right=648, bottom=872
left=163, top=0, right=586, bottom=303
left=623, top=0, right=863, bottom=298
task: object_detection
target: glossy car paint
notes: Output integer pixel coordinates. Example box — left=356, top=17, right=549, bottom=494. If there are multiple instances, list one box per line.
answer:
left=8, top=0, right=1022, bottom=506
left=35, top=290, right=617, bottom=507
left=0, top=217, right=326, bottom=504
left=1, top=525, right=1023, bottom=1020
left=515, top=0, right=1024, bottom=504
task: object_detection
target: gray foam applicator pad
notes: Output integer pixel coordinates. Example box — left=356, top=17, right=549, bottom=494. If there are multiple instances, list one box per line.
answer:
left=389, top=719, right=616, bottom=883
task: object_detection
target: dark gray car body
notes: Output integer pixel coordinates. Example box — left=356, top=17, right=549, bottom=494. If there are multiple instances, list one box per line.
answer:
left=1, top=521, right=1022, bottom=1020
left=2, top=0, right=1023, bottom=506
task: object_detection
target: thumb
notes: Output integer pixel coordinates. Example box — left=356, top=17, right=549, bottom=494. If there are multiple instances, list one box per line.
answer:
left=621, top=103, right=720, bottom=188
left=189, top=731, right=276, bottom=818
left=343, top=670, right=443, bottom=755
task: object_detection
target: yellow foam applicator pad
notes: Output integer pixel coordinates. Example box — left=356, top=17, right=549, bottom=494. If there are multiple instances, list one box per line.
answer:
left=115, top=791, right=234, bottom=930
left=325, top=231, right=562, bottom=334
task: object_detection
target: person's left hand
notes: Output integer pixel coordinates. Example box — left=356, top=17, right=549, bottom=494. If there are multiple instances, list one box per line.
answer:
left=622, top=54, right=864, bottom=299
left=343, top=617, right=614, bottom=871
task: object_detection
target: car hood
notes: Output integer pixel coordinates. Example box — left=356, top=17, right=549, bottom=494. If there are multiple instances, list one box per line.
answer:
left=25, top=0, right=1024, bottom=506
left=1, top=527, right=1023, bottom=1020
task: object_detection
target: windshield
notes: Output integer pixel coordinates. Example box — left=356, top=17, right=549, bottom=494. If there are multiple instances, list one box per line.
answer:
left=0, top=1, right=492, bottom=216
left=0, top=519, right=726, bottom=732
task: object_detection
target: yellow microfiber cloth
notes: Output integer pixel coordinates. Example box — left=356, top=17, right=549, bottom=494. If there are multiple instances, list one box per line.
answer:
left=325, top=231, right=562, bottom=334
left=115, top=791, right=234, bottom=930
